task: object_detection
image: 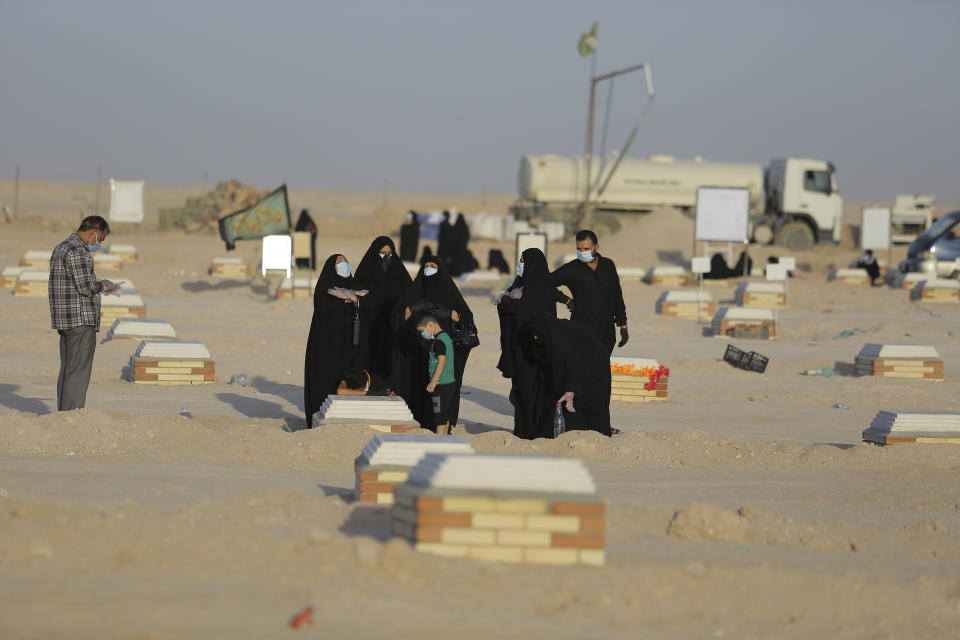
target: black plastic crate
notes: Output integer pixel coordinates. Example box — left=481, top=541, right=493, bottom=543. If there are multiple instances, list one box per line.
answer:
left=723, top=344, right=747, bottom=368
left=723, top=344, right=768, bottom=373
left=743, top=351, right=769, bottom=373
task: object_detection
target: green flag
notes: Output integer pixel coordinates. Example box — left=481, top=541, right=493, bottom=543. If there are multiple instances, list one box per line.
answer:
left=218, top=184, right=291, bottom=250
left=578, top=21, right=597, bottom=57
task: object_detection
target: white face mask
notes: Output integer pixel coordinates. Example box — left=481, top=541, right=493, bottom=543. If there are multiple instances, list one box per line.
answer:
left=336, top=262, right=351, bottom=277
left=424, top=266, right=438, bottom=277
left=516, top=262, right=524, bottom=277
left=577, top=249, right=594, bottom=263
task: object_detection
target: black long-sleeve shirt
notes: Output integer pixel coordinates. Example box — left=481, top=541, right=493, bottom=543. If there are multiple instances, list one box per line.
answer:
left=552, top=255, right=627, bottom=353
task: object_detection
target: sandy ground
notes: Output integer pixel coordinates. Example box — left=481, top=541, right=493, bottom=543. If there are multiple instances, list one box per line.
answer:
left=1, top=185, right=959, bottom=638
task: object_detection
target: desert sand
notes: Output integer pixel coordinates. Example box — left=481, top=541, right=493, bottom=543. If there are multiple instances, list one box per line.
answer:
left=1, top=182, right=959, bottom=639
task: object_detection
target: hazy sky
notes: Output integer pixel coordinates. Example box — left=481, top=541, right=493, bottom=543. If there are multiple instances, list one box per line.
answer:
left=2, top=0, right=958, bottom=201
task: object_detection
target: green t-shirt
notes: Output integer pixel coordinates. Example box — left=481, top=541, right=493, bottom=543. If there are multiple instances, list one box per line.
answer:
left=428, top=331, right=456, bottom=385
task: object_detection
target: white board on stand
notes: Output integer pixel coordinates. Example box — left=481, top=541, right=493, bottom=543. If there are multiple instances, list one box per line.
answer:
left=108, top=180, right=144, bottom=223
left=261, top=235, right=292, bottom=278
left=515, top=232, right=547, bottom=269
left=861, top=207, right=892, bottom=251
left=766, top=264, right=787, bottom=281
left=695, top=187, right=750, bottom=243
left=691, top=257, right=710, bottom=274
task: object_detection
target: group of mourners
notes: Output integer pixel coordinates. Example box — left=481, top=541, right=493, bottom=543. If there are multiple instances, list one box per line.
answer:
left=303, top=221, right=629, bottom=440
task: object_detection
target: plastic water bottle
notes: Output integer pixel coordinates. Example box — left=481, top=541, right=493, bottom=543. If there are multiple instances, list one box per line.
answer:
left=553, top=402, right=566, bottom=438
left=178, top=402, right=193, bottom=420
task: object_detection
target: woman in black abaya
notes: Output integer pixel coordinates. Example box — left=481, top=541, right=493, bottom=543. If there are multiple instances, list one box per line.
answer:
left=450, top=213, right=471, bottom=276
left=303, top=254, right=363, bottom=426
left=437, top=211, right=454, bottom=272
left=398, top=255, right=476, bottom=428
left=511, top=313, right=612, bottom=439
left=495, top=248, right=563, bottom=379
left=354, top=236, right=412, bottom=381
left=399, top=211, right=420, bottom=263
left=294, top=209, right=318, bottom=270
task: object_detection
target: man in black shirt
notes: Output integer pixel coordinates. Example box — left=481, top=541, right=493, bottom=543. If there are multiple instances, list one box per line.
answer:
left=552, top=229, right=628, bottom=354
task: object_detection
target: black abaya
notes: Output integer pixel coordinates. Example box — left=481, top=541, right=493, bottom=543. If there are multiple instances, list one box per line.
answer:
left=303, top=254, right=361, bottom=425
left=496, top=248, right=562, bottom=379
left=399, top=255, right=475, bottom=428
left=399, top=212, right=420, bottom=263
left=450, top=214, right=471, bottom=276
left=354, top=236, right=412, bottom=382
left=512, top=314, right=612, bottom=439
left=437, top=211, right=454, bottom=272
left=294, top=209, right=318, bottom=270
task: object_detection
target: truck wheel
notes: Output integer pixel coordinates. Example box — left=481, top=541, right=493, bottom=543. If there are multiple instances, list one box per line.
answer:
left=776, top=221, right=815, bottom=251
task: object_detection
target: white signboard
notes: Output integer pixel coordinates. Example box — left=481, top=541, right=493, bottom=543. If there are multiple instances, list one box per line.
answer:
left=691, top=256, right=710, bottom=274
left=766, top=264, right=787, bottom=281
left=861, top=207, right=892, bottom=251
left=695, top=187, right=750, bottom=243
left=108, top=179, right=144, bottom=223
left=780, top=256, right=796, bottom=271
left=261, top=234, right=292, bottom=278
left=515, top=231, right=547, bottom=268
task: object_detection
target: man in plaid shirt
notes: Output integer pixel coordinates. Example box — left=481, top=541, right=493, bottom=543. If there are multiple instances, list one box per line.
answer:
left=49, top=216, right=121, bottom=410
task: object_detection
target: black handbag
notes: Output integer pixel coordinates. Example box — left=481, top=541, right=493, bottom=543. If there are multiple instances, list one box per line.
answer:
left=452, top=320, right=480, bottom=349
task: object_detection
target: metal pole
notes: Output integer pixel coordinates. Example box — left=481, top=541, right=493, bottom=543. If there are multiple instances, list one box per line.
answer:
left=94, top=167, right=101, bottom=213
left=13, top=165, right=20, bottom=220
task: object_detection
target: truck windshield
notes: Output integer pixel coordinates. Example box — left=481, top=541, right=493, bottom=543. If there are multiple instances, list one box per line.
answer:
left=918, top=211, right=960, bottom=241
left=803, top=170, right=831, bottom=194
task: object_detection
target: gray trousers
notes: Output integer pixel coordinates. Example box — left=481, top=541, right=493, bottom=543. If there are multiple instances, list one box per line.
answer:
left=57, top=325, right=97, bottom=411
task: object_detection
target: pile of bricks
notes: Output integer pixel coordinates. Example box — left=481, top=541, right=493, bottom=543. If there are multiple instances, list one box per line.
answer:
left=1, top=266, right=27, bottom=287
left=915, top=279, right=960, bottom=303
left=125, top=340, right=215, bottom=385
left=610, top=356, right=668, bottom=402
left=392, top=454, right=605, bottom=566
left=93, top=253, right=124, bottom=272
left=655, top=290, right=715, bottom=320
left=107, top=244, right=139, bottom=262
left=312, top=396, right=420, bottom=432
left=711, top=307, right=777, bottom=339
left=13, top=270, right=48, bottom=297
left=862, top=410, right=960, bottom=445
left=355, top=434, right=475, bottom=505
left=735, top=282, right=786, bottom=309
left=855, top=343, right=943, bottom=380
left=828, top=268, right=870, bottom=285
left=19, top=250, right=51, bottom=269
left=209, top=257, right=251, bottom=278
left=101, top=292, right=147, bottom=324
left=278, top=276, right=319, bottom=299
left=106, top=318, right=177, bottom=341
left=644, top=265, right=690, bottom=286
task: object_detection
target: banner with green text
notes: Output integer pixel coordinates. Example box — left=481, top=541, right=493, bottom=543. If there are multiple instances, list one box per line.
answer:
left=218, top=184, right=291, bottom=250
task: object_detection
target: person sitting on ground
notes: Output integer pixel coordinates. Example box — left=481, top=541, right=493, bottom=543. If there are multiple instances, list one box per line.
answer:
left=412, top=311, right=457, bottom=435
left=855, top=249, right=881, bottom=286
left=336, top=368, right=395, bottom=396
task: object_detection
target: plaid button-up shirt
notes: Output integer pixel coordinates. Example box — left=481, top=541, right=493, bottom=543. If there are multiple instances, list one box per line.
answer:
left=49, top=233, right=101, bottom=331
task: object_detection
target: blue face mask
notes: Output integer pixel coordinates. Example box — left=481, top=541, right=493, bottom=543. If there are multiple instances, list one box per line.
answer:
left=336, top=262, right=351, bottom=277
left=420, top=329, right=433, bottom=340
left=423, top=266, right=438, bottom=277
left=85, top=232, right=101, bottom=252
left=577, top=249, right=594, bottom=263
left=516, top=262, right=524, bottom=277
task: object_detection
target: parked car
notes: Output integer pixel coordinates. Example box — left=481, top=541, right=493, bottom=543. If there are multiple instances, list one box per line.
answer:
left=899, top=210, right=960, bottom=277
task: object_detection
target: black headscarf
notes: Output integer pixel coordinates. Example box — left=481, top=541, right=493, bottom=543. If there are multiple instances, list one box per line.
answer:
left=450, top=214, right=471, bottom=276
left=354, top=236, right=412, bottom=380
left=497, top=248, right=557, bottom=378
left=510, top=313, right=612, bottom=439
left=488, top=249, right=510, bottom=274
left=294, top=209, right=317, bottom=269
left=399, top=211, right=420, bottom=263
left=303, top=254, right=359, bottom=425
left=406, top=253, right=473, bottom=325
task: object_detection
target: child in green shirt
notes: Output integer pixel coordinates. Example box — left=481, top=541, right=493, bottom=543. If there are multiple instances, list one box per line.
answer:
left=415, top=314, right=457, bottom=435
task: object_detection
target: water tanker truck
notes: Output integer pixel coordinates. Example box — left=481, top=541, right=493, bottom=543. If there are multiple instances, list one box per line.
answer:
left=512, top=154, right=843, bottom=251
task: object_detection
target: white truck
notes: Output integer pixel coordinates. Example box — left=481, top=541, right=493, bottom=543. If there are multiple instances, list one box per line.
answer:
left=513, top=154, right=843, bottom=250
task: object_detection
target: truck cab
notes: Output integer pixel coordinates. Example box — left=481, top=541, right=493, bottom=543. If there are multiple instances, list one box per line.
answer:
left=764, top=158, right=843, bottom=250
